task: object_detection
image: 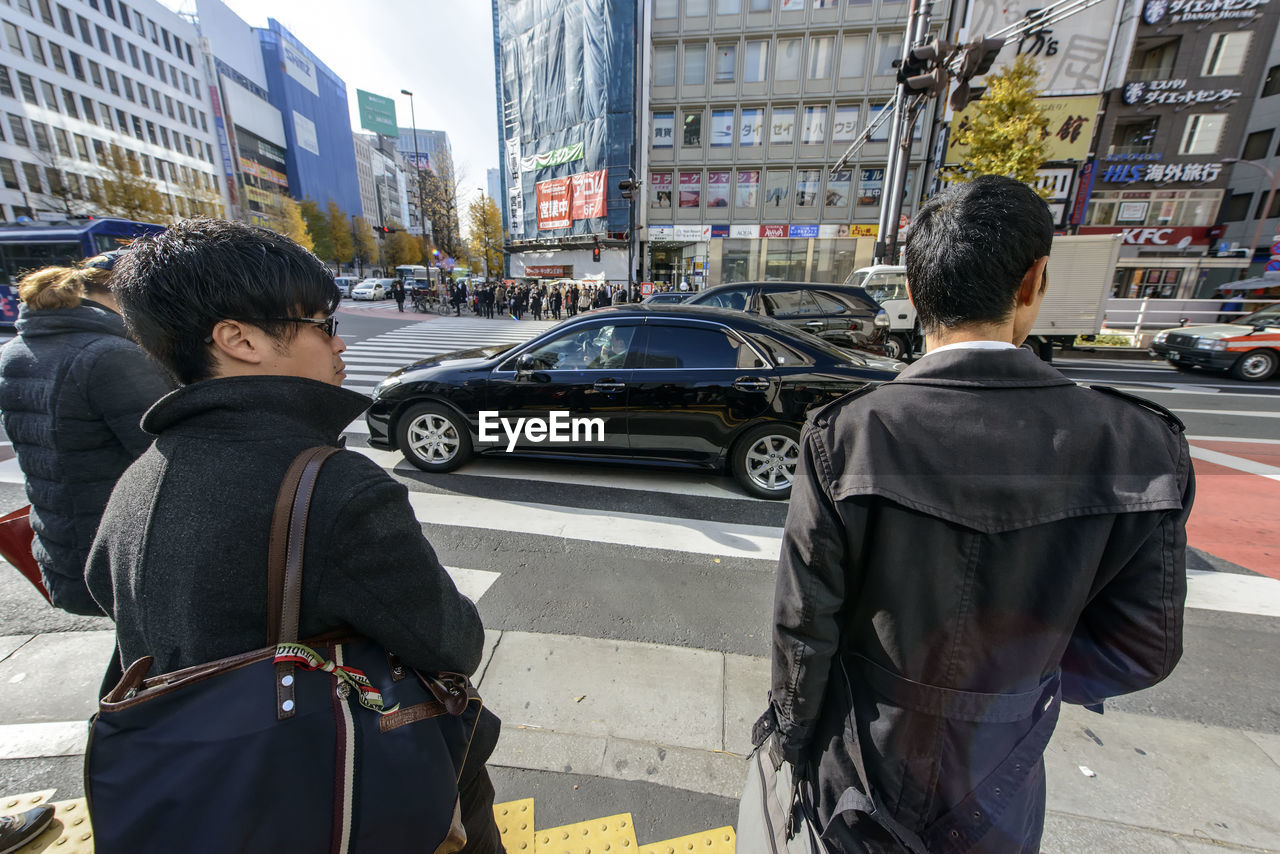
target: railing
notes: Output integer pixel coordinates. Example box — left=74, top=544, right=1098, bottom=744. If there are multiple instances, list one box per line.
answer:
left=1102, top=298, right=1280, bottom=345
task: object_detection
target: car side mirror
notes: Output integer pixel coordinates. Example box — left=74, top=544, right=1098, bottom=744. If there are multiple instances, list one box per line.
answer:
left=515, top=353, right=539, bottom=374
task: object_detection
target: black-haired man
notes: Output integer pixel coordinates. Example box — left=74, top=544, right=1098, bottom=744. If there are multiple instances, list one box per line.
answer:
left=766, top=176, right=1193, bottom=853
left=86, top=219, right=501, bottom=852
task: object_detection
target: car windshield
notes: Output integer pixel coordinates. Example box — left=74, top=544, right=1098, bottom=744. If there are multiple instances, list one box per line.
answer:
left=863, top=272, right=908, bottom=304
left=844, top=270, right=869, bottom=288
left=1238, top=304, right=1280, bottom=327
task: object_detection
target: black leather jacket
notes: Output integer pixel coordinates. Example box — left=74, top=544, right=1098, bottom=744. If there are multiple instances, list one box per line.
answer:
left=770, top=348, right=1193, bottom=853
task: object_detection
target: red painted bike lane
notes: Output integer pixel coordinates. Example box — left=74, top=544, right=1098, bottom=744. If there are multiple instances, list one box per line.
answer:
left=1186, top=442, right=1280, bottom=580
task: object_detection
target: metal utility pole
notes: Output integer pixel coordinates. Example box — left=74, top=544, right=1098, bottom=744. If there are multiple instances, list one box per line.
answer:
left=400, top=89, right=429, bottom=257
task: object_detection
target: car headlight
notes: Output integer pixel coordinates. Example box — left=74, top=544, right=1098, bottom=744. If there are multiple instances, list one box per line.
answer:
left=1195, top=337, right=1227, bottom=350
left=874, top=309, right=890, bottom=328
left=1209, top=339, right=1227, bottom=352
left=1153, top=330, right=1168, bottom=344
left=372, top=376, right=401, bottom=398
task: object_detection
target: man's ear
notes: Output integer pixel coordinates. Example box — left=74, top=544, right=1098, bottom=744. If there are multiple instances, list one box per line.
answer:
left=1017, top=257, right=1050, bottom=306
left=906, top=279, right=915, bottom=308
left=208, top=320, right=265, bottom=367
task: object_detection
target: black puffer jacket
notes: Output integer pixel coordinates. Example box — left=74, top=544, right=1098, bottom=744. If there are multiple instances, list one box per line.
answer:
left=0, top=300, right=171, bottom=614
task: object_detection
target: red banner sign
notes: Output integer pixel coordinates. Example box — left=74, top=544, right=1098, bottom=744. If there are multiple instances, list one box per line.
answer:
left=526, top=265, right=573, bottom=277
left=760, top=224, right=787, bottom=238
left=1079, top=226, right=1211, bottom=246
left=536, top=177, right=572, bottom=230
left=570, top=169, right=607, bottom=220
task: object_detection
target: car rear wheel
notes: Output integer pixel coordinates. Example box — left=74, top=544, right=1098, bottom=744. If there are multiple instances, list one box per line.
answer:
left=733, top=423, right=801, bottom=500
left=1230, top=349, right=1278, bottom=382
left=884, top=333, right=912, bottom=361
left=397, top=403, right=473, bottom=473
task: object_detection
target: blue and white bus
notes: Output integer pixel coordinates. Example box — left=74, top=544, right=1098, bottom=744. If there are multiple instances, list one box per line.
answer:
left=0, top=217, right=164, bottom=326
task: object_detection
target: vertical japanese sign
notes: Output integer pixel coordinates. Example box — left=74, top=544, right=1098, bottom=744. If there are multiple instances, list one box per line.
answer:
left=536, top=177, right=572, bottom=230
left=508, top=187, right=525, bottom=237
left=209, top=84, right=238, bottom=206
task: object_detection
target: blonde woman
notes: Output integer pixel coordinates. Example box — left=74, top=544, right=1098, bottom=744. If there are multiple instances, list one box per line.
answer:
left=0, top=253, right=171, bottom=614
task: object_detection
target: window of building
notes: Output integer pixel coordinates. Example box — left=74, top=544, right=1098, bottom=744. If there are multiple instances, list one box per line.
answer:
left=0, top=66, right=11, bottom=99
left=57, top=3, right=72, bottom=35
left=750, top=0, right=771, bottom=9
left=40, top=80, right=57, bottom=111
left=98, top=102, right=110, bottom=129
left=707, top=169, right=730, bottom=206
left=165, top=95, right=173, bottom=119
left=686, top=0, right=710, bottom=14
left=679, top=171, right=701, bottom=207
left=140, top=152, right=151, bottom=177
left=49, top=42, right=64, bottom=73
left=16, top=71, right=37, bottom=104
left=22, top=161, right=41, bottom=193
left=683, top=42, right=706, bottom=85
left=150, top=87, right=160, bottom=111
left=740, top=107, right=763, bottom=146
left=839, top=35, right=867, bottom=78
left=7, top=114, right=28, bottom=146
left=81, top=97, right=96, bottom=124
left=808, top=36, right=834, bottom=79
left=69, top=51, right=84, bottom=81
left=112, top=34, right=124, bottom=62
left=160, top=125, right=169, bottom=148
left=53, top=126, right=69, bottom=157
left=27, top=31, right=45, bottom=65
left=735, top=169, right=759, bottom=207
left=1109, top=117, right=1159, bottom=154
left=831, top=105, right=860, bottom=142
left=744, top=41, right=767, bottom=82
left=88, top=60, right=103, bottom=89
left=0, top=158, right=18, bottom=190
left=129, top=43, right=139, bottom=69
left=764, top=169, right=790, bottom=208
left=38, top=0, right=53, bottom=27
left=653, top=44, right=676, bottom=86
left=156, top=61, right=166, bottom=84
left=95, top=24, right=108, bottom=54
left=874, top=32, right=902, bottom=76
left=106, top=68, right=118, bottom=96
left=715, top=43, right=736, bottom=82
left=1180, top=114, right=1224, bottom=154
left=4, top=21, right=25, bottom=56
left=801, top=105, right=827, bottom=144
left=118, top=2, right=129, bottom=27
left=31, top=120, right=49, bottom=151
left=103, top=0, right=114, bottom=19
left=683, top=109, right=702, bottom=146
left=161, top=28, right=170, bottom=52
left=199, top=112, right=207, bottom=132
left=76, top=14, right=90, bottom=46
left=1243, top=129, right=1273, bottom=161
left=122, top=76, right=134, bottom=100
left=143, top=51, right=153, bottom=76
left=1125, top=37, right=1178, bottom=81
left=795, top=169, right=821, bottom=206
left=1263, top=65, right=1280, bottom=98
left=146, top=120, right=156, bottom=145
left=138, top=85, right=147, bottom=107
left=1202, top=31, right=1250, bottom=76
left=61, top=88, right=77, bottom=117
left=825, top=170, right=851, bottom=207
left=92, top=138, right=105, bottom=162
left=115, top=107, right=125, bottom=129
left=717, top=0, right=741, bottom=12
left=73, top=133, right=88, bottom=160
left=776, top=37, right=801, bottom=80
left=770, top=105, right=795, bottom=143
left=1221, top=192, right=1252, bottom=222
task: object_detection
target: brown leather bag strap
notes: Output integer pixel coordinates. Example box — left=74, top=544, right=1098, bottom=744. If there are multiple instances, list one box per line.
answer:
left=267, top=446, right=335, bottom=644
left=279, top=446, right=340, bottom=644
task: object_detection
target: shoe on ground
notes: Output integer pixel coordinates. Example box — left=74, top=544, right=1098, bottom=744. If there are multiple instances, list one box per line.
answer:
left=0, top=804, right=55, bottom=854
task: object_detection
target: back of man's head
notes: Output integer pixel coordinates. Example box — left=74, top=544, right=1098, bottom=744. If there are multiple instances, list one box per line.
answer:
left=904, top=175, right=1053, bottom=333
left=112, top=218, right=338, bottom=385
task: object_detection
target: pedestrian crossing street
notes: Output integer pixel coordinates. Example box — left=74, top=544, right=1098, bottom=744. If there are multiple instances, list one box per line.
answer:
left=338, top=316, right=558, bottom=395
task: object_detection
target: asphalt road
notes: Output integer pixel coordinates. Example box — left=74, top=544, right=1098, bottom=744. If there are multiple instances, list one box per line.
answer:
left=0, top=310, right=1275, bottom=849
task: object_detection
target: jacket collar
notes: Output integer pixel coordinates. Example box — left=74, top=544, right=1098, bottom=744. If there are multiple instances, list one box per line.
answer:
left=15, top=299, right=128, bottom=338
left=892, top=347, right=1076, bottom=389
left=142, top=375, right=371, bottom=442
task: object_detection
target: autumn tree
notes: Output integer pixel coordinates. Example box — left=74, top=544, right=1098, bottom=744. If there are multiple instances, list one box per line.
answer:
left=418, top=154, right=464, bottom=260
left=944, top=55, right=1051, bottom=194
left=467, top=194, right=504, bottom=278
left=299, top=198, right=334, bottom=262
left=264, top=196, right=313, bottom=251
left=386, top=230, right=422, bottom=267
left=176, top=170, right=225, bottom=220
left=90, top=144, right=167, bottom=223
left=326, top=200, right=355, bottom=268
left=352, top=216, right=379, bottom=270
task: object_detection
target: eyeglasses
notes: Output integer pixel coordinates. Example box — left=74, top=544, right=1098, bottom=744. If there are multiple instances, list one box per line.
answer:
left=267, top=316, right=340, bottom=338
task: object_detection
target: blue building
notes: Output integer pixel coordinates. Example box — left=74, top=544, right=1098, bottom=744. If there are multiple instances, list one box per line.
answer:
left=257, top=20, right=361, bottom=217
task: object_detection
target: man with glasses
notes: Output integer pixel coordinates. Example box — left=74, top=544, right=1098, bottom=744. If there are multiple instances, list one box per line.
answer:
left=85, top=219, right=501, bottom=852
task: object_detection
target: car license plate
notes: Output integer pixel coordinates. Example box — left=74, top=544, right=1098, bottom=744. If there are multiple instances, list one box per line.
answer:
left=1168, top=351, right=1180, bottom=361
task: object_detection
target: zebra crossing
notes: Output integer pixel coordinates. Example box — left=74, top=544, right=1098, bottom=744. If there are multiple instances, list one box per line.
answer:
left=338, top=316, right=558, bottom=396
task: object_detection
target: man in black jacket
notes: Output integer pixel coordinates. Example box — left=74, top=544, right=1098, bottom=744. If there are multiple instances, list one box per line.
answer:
left=85, top=219, right=500, bottom=853
left=768, top=176, right=1193, bottom=853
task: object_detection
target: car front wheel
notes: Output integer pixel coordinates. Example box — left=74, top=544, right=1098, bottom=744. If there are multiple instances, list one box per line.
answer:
left=1230, top=349, right=1278, bottom=382
left=733, top=423, right=801, bottom=500
left=397, top=403, right=474, bottom=473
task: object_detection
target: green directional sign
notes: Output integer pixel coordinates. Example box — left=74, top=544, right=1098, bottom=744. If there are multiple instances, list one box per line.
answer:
left=357, top=89, right=398, bottom=137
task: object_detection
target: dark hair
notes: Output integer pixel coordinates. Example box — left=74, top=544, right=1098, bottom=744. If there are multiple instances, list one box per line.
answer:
left=904, top=175, right=1053, bottom=332
left=112, top=218, right=339, bottom=384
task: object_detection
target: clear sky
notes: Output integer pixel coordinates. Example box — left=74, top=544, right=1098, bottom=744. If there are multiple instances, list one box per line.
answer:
left=160, top=0, right=500, bottom=211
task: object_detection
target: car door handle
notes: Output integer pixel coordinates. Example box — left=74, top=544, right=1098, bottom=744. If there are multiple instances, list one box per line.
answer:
left=733, top=377, right=771, bottom=392
left=592, top=380, right=626, bottom=393
left=804, top=320, right=824, bottom=327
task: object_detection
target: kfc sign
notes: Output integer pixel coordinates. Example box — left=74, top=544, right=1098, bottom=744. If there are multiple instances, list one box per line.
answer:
left=1080, top=226, right=1211, bottom=246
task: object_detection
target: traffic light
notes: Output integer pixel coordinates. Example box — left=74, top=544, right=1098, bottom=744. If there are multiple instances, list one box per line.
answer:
left=949, top=37, right=1004, bottom=110
left=592, top=236, right=601, bottom=263
left=619, top=178, right=638, bottom=201
left=899, top=36, right=952, bottom=94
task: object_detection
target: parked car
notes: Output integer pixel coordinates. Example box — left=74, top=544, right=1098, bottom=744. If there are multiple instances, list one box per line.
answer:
left=366, top=305, right=903, bottom=499
left=685, top=282, right=890, bottom=355
left=352, top=278, right=391, bottom=300
left=334, top=276, right=361, bottom=298
left=642, top=292, right=694, bottom=305
left=1149, top=303, right=1280, bottom=381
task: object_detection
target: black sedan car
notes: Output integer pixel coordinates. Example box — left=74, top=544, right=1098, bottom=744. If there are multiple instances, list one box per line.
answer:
left=685, top=282, right=890, bottom=354
left=641, top=292, right=694, bottom=305
left=366, top=305, right=903, bottom=499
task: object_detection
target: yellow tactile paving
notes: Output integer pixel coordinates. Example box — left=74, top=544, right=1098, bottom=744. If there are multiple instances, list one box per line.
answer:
left=536, top=812, right=638, bottom=854
left=0, top=790, right=55, bottom=812
left=639, top=826, right=736, bottom=854
left=14, top=797, right=93, bottom=853
left=495, top=798, right=536, bottom=854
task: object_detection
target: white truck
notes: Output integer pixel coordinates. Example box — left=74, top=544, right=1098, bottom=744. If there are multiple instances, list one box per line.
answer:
left=846, top=233, right=1123, bottom=362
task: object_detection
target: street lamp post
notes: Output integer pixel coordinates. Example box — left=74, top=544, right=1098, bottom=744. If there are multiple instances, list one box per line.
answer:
left=400, top=89, right=429, bottom=261
left=476, top=188, right=489, bottom=281
left=1224, top=157, right=1280, bottom=275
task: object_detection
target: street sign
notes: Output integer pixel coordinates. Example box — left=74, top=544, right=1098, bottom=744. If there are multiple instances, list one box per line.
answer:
left=641, top=282, right=653, bottom=296
left=1267, top=260, right=1280, bottom=272
left=356, top=89, right=398, bottom=137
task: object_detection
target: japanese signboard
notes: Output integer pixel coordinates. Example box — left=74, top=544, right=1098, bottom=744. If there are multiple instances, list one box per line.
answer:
left=962, top=0, right=1122, bottom=94
left=356, top=90, right=398, bottom=137
left=569, top=169, right=606, bottom=220
left=858, top=169, right=884, bottom=206
left=1142, top=0, right=1268, bottom=25
left=526, top=265, right=573, bottom=277
left=680, top=172, right=702, bottom=208
left=740, top=109, right=763, bottom=147
left=707, top=171, right=731, bottom=207
left=522, top=142, right=585, bottom=172
left=1079, top=226, right=1212, bottom=246
left=711, top=111, right=734, bottom=147
left=653, top=113, right=675, bottom=149
left=536, top=177, right=572, bottom=230
left=1121, top=80, right=1243, bottom=106
left=1097, top=156, right=1224, bottom=184
left=508, top=187, right=525, bottom=237
left=651, top=172, right=673, bottom=208
left=947, top=95, right=1100, bottom=164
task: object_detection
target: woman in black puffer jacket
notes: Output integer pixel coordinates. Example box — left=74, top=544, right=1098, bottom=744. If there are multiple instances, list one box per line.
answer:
left=0, top=254, right=171, bottom=614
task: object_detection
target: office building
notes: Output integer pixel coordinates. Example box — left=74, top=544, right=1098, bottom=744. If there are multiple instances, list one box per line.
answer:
left=1220, top=46, right=1280, bottom=279
left=486, top=165, right=500, bottom=202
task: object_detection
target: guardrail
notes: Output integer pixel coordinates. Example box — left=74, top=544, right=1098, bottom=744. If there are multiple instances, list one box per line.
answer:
left=1102, top=298, right=1279, bottom=345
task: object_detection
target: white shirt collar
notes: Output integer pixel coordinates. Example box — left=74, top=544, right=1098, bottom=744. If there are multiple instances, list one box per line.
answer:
left=922, top=340, right=1018, bottom=358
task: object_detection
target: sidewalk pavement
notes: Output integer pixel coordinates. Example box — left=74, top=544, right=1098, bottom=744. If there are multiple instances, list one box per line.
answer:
left=0, top=628, right=1276, bottom=852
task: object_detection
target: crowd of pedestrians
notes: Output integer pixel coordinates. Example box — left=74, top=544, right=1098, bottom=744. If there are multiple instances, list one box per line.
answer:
left=0, top=181, right=1194, bottom=854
